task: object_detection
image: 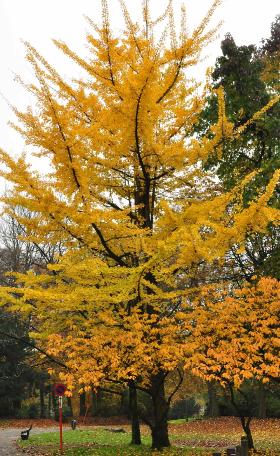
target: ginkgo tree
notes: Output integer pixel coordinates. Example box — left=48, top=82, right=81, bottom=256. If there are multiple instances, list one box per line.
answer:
left=0, top=0, right=279, bottom=449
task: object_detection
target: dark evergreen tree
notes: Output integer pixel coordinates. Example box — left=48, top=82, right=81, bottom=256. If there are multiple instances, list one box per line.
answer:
left=261, top=15, right=280, bottom=56
left=197, top=20, right=280, bottom=284
left=0, top=311, right=34, bottom=417
left=197, top=20, right=280, bottom=421
left=200, top=33, right=280, bottom=190
left=260, top=15, right=280, bottom=93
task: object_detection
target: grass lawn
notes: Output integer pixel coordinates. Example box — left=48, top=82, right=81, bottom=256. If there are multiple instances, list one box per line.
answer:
left=19, top=428, right=207, bottom=455
left=18, top=418, right=280, bottom=455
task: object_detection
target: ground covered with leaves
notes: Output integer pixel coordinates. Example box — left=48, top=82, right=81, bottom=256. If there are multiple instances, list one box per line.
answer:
left=13, top=417, right=280, bottom=455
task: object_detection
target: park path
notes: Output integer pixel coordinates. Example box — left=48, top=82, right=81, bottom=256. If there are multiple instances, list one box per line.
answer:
left=0, top=427, right=57, bottom=456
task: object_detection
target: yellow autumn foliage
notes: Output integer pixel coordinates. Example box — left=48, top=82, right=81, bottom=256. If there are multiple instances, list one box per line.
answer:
left=185, top=277, right=280, bottom=387
left=0, top=0, right=279, bottom=403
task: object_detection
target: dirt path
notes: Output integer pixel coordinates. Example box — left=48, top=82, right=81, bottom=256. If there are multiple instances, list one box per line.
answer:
left=0, top=427, right=57, bottom=456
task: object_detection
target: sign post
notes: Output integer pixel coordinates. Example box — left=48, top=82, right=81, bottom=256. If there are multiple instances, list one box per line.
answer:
left=54, top=384, right=67, bottom=455
left=58, top=395, right=63, bottom=454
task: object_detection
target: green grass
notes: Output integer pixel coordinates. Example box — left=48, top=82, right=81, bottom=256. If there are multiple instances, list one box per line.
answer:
left=168, top=418, right=187, bottom=425
left=21, top=428, right=136, bottom=447
left=168, top=417, right=201, bottom=425
left=18, top=419, right=280, bottom=455
left=19, top=429, right=210, bottom=455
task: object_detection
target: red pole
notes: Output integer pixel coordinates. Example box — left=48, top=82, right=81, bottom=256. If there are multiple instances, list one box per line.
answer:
left=59, top=396, right=63, bottom=454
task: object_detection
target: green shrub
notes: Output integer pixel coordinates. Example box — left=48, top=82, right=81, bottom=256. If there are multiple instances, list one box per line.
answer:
left=16, top=398, right=39, bottom=419
left=169, top=398, right=200, bottom=420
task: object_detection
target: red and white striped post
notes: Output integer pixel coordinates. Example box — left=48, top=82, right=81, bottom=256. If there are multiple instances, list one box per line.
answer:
left=54, top=384, right=67, bottom=455
left=58, top=395, right=63, bottom=454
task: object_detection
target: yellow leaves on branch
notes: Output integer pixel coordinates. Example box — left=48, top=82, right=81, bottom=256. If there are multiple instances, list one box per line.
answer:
left=0, top=0, right=279, bottom=392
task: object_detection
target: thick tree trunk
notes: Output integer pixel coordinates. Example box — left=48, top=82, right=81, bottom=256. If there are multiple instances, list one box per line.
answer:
left=207, top=380, right=219, bottom=417
left=241, top=417, right=254, bottom=449
left=91, top=388, right=102, bottom=416
left=12, top=398, right=21, bottom=416
left=79, top=392, right=86, bottom=417
left=228, top=385, right=254, bottom=450
left=39, top=387, right=46, bottom=418
left=150, top=372, right=170, bottom=450
left=257, top=384, right=266, bottom=418
left=128, top=382, right=141, bottom=445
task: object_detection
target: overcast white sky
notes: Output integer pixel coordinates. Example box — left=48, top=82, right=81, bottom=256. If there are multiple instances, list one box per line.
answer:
left=0, top=0, right=279, bottom=159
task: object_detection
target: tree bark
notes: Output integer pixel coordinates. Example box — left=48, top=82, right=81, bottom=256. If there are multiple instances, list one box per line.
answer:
left=39, top=386, right=46, bottom=418
left=79, top=392, right=86, bottom=417
left=150, top=372, right=170, bottom=450
left=67, top=397, right=73, bottom=417
left=207, top=380, right=219, bottom=417
left=48, top=391, right=51, bottom=418
left=51, top=389, right=56, bottom=415
left=91, top=388, right=101, bottom=416
left=257, top=384, right=266, bottom=418
left=241, top=416, right=254, bottom=450
left=128, top=382, right=141, bottom=445
left=228, top=385, right=254, bottom=450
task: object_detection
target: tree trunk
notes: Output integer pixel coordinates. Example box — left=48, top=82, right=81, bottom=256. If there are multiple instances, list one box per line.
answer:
left=128, top=382, right=141, bottom=445
left=12, top=398, right=21, bottom=416
left=39, top=386, right=46, bottom=418
left=91, top=388, right=101, bottom=416
left=51, top=389, right=56, bottom=415
left=79, top=392, right=86, bottom=417
left=150, top=372, right=170, bottom=450
left=48, top=391, right=52, bottom=418
left=257, top=384, right=266, bottom=418
left=228, top=385, right=254, bottom=450
left=67, top=397, right=73, bottom=417
left=207, top=380, right=219, bottom=417
left=240, top=416, right=254, bottom=449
